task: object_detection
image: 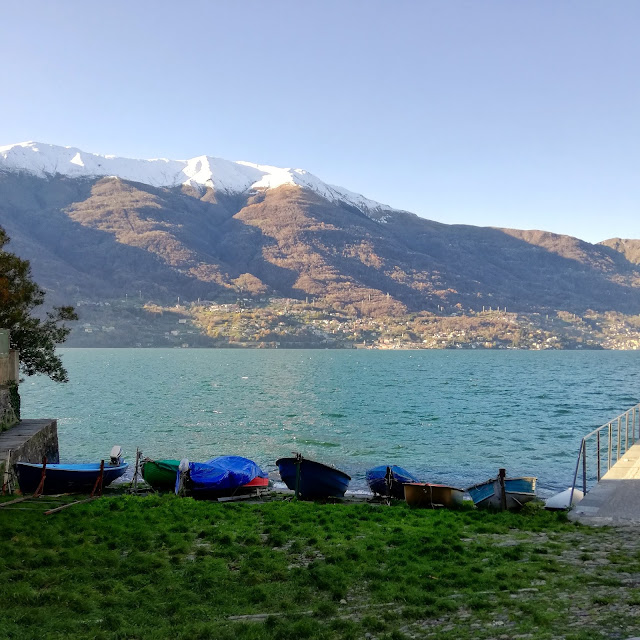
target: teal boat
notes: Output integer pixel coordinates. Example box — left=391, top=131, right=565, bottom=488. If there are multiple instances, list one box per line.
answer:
left=467, top=473, right=536, bottom=510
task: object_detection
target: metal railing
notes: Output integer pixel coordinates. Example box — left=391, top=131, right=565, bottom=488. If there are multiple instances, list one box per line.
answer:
left=570, top=403, right=640, bottom=503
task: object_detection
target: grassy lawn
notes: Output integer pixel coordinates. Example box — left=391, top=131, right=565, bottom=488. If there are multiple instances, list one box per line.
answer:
left=1, top=494, right=639, bottom=639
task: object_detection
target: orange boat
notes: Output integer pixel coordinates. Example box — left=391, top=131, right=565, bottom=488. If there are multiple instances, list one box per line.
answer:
left=403, top=482, right=464, bottom=509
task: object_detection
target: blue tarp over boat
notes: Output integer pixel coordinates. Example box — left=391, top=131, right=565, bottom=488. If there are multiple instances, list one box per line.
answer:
left=178, top=455, right=268, bottom=497
left=366, top=465, right=420, bottom=499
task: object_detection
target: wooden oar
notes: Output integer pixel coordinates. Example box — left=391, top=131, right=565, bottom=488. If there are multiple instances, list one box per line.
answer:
left=45, top=496, right=99, bottom=515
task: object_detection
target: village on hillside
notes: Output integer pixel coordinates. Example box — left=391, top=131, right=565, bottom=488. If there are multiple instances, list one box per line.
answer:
left=67, top=297, right=640, bottom=350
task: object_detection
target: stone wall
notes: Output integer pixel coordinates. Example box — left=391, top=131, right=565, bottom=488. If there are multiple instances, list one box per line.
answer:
left=0, top=420, right=60, bottom=490
left=0, top=343, right=19, bottom=433
left=0, top=351, right=19, bottom=385
left=8, top=421, right=60, bottom=465
left=0, top=386, right=18, bottom=432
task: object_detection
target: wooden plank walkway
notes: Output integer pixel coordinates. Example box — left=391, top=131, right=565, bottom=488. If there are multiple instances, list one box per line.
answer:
left=569, top=440, right=640, bottom=526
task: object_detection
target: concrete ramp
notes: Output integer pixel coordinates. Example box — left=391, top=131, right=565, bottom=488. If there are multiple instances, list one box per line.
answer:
left=569, top=441, right=640, bottom=526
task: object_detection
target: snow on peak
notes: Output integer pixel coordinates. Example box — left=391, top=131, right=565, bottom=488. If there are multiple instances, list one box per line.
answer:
left=0, top=142, right=392, bottom=218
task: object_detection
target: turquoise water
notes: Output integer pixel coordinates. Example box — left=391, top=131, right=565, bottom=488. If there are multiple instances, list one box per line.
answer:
left=20, top=349, right=640, bottom=495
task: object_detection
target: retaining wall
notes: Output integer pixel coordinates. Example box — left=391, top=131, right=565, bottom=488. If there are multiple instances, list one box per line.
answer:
left=0, top=351, right=19, bottom=385
left=0, top=420, right=60, bottom=489
left=0, top=387, right=18, bottom=432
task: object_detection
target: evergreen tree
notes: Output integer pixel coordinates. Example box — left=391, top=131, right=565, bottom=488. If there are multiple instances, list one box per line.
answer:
left=0, top=226, right=78, bottom=382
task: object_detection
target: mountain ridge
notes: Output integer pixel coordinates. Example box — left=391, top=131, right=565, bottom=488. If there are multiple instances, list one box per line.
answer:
left=0, top=143, right=639, bottom=326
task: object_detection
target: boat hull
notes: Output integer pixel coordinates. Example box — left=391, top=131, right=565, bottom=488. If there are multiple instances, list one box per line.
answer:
left=16, top=461, right=128, bottom=495
left=366, top=465, right=419, bottom=499
left=190, top=475, right=269, bottom=500
left=467, top=476, right=537, bottom=510
left=142, top=459, right=180, bottom=490
left=404, top=482, right=464, bottom=508
left=276, top=457, right=351, bottom=499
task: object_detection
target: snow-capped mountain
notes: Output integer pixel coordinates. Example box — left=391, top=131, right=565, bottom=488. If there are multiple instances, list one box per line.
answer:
left=1, top=139, right=640, bottom=337
left=0, top=141, right=391, bottom=218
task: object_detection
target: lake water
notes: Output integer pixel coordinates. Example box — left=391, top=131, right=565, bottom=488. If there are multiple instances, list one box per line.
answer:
left=20, top=349, right=640, bottom=496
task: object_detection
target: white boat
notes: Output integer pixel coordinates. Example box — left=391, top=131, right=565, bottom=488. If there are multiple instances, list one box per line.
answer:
left=545, top=487, right=584, bottom=510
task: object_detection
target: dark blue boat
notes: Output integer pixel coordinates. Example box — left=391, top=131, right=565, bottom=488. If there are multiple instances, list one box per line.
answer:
left=366, top=465, right=420, bottom=499
left=177, top=455, right=269, bottom=499
left=276, top=454, right=351, bottom=499
left=16, top=461, right=128, bottom=495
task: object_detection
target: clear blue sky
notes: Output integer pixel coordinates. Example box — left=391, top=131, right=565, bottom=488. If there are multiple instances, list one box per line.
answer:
left=2, top=1, right=638, bottom=243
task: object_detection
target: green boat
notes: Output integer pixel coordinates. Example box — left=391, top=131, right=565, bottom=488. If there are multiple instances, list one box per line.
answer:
left=142, top=459, right=180, bottom=490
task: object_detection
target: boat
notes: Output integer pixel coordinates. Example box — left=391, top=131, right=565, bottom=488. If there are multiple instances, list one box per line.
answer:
left=366, top=465, right=420, bottom=499
left=403, top=482, right=464, bottom=508
left=545, top=487, right=584, bottom=510
left=16, top=448, right=128, bottom=495
left=177, top=455, right=269, bottom=500
left=467, top=471, right=537, bottom=510
left=141, top=458, right=180, bottom=490
left=276, top=454, right=351, bottom=499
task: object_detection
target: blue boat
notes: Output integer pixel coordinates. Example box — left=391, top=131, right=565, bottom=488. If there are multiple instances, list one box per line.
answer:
left=276, top=454, right=351, bottom=499
left=467, top=473, right=537, bottom=510
left=16, top=460, right=128, bottom=495
left=176, top=455, right=269, bottom=499
left=366, top=465, right=420, bottom=499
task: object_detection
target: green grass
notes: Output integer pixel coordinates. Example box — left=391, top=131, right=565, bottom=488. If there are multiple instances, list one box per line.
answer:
left=1, top=495, right=639, bottom=639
